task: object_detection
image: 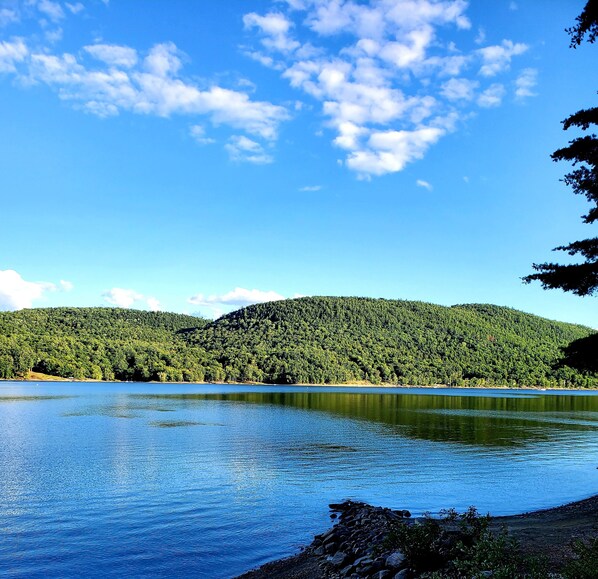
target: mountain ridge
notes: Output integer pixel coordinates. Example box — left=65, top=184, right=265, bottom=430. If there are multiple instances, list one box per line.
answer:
left=0, top=298, right=595, bottom=387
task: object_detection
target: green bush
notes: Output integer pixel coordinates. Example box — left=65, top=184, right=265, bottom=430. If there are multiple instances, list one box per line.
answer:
left=563, top=536, right=598, bottom=579
left=383, top=507, right=549, bottom=578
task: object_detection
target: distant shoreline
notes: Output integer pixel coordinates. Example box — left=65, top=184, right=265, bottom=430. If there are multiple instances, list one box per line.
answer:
left=236, top=494, right=598, bottom=578
left=2, top=373, right=596, bottom=391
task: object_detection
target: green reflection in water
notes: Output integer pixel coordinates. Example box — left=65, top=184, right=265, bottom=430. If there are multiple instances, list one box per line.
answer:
left=0, top=395, right=74, bottom=402
left=149, top=420, right=225, bottom=428
left=62, top=403, right=177, bottom=419
left=135, top=391, right=598, bottom=447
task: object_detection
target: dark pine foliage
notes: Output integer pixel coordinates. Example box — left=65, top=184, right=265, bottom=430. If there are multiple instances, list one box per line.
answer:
left=524, top=1, right=598, bottom=296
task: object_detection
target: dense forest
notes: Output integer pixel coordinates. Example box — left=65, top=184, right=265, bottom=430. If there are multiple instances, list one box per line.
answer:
left=0, top=297, right=596, bottom=387
left=0, top=308, right=221, bottom=382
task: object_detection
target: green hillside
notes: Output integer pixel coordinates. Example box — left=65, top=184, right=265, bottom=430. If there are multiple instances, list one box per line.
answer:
left=186, top=297, right=596, bottom=387
left=0, top=298, right=596, bottom=387
left=0, top=307, right=221, bottom=382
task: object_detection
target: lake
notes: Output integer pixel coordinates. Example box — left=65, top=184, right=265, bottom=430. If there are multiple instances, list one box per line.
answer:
left=0, top=382, right=597, bottom=578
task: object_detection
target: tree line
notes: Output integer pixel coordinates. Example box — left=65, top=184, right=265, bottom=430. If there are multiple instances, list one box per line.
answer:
left=0, top=298, right=596, bottom=387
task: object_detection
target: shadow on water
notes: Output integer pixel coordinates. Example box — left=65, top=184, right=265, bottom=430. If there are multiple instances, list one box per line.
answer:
left=133, top=391, right=598, bottom=447
left=149, top=420, right=225, bottom=428
left=0, top=395, right=75, bottom=402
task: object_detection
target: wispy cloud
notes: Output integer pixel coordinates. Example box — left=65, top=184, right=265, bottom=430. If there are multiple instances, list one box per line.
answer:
left=0, top=269, right=70, bottom=310
left=188, top=286, right=288, bottom=318
left=514, top=68, right=537, bottom=101
left=102, top=288, right=160, bottom=310
left=477, top=40, right=527, bottom=77
left=84, top=43, right=138, bottom=68
left=0, top=39, right=28, bottom=72
left=22, top=41, right=289, bottom=141
left=190, top=124, right=215, bottom=145
left=65, top=3, right=84, bottom=15
left=225, top=135, right=273, bottom=163
left=0, top=6, right=290, bottom=161
left=0, top=7, right=19, bottom=27
left=37, top=0, right=65, bottom=23
left=477, top=83, right=505, bottom=108
left=244, top=0, right=532, bottom=178
left=416, top=179, right=433, bottom=191
left=299, top=184, right=322, bottom=191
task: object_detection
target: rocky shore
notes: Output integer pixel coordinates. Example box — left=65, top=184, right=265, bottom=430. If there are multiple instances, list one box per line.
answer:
left=236, top=495, right=598, bottom=578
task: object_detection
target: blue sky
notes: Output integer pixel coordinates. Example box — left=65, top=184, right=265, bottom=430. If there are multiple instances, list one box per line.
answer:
left=0, top=0, right=596, bottom=327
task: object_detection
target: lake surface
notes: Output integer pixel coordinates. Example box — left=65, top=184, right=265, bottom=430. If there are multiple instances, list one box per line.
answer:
left=1, top=382, right=597, bottom=578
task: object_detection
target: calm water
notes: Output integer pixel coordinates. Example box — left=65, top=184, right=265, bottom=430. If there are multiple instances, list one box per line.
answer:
left=1, top=383, right=597, bottom=578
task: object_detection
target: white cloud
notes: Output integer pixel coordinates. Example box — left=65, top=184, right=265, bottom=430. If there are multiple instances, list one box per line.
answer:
left=0, top=39, right=28, bottom=73
left=37, top=0, right=65, bottom=23
left=440, top=77, right=478, bottom=101
left=65, top=3, right=84, bottom=15
left=190, top=287, right=285, bottom=307
left=0, top=8, right=19, bottom=27
left=3, top=29, right=288, bottom=157
left=245, top=0, right=529, bottom=177
left=478, top=40, right=527, bottom=77
left=514, top=67, right=537, bottom=100
left=102, top=288, right=163, bottom=310
left=243, top=11, right=300, bottom=53
left=102, top=288, right=144, bottom=308
left=0, top=269, right=57, bottom=310
left=477, top=83, right=505, bottom=108
left=188, top=287, right=287, bottom=318
left=346, top=126, right=444, bottom=177
left=60, top=280, right=74, bottom=291
left=146, top=297, right=161, bottom=311
left=299, top=185, right=322, bottom=191
left=416, top=179, right=433, bottom=190
left=45, top=27, right=63, bottom=44
left=225, top=135, right=273, bottom=164
left=28, top=41, right=289, bottom=139
left=84, top=44, right=138, bottom=68
left=474, top=27, right=486, bottom=45
left=190, top=124, right=215, bottom=145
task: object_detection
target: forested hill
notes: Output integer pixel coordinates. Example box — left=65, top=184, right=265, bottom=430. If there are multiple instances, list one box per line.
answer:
left=185, top=297, right=596, bottom=387
left=0, top=308, right=218, bottom=382
left=0, top=299, right=596, bottom=387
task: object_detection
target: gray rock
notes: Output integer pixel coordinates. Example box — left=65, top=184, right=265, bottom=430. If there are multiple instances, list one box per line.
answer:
left=386, top=551, right=406, bottom=568
left=375, top=571, right=391, bottom=579
left=354, top=555, right=373, bottom=567
left=327, top=551, right=348, bottom=567
left=393, top=570, right=409, bottom=579
left=313, top=546, right=325, bottom=556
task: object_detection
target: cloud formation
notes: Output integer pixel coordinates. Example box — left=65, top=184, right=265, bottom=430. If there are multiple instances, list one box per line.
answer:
left=102, top=288, right=161, bottom=311
left=188, top=286, right=287, bottom=318
left=0, top=6, right=289, bottom=162
left=245, top=0, right=534, bottom=177
left=0, top=269, right=71, bottom=310
left=514, top=68, right=537, bottom=100
left=0, top=0, right=537, bottom=176
left=225, top=135, right=273, bottom=164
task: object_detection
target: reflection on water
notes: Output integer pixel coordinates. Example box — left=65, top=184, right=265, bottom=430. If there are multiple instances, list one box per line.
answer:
left=0, top=383, right=597, bottom=579
left=0, top=395, right=74, bottom=402
left=149, top=420, right=225, bottom=428
left=136, top=391, right=598, bottom=447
